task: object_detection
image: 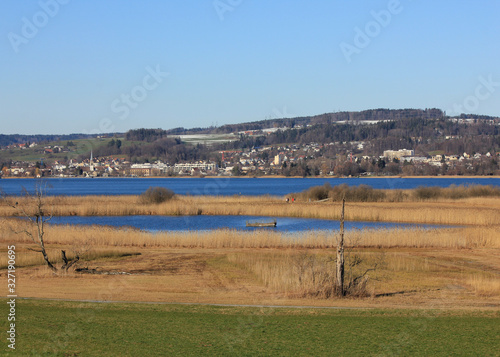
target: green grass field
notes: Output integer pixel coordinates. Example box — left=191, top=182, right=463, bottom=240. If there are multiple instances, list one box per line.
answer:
left=4, top=299, right=499, bottom=356
left=0, top=138, right=116, bottom=163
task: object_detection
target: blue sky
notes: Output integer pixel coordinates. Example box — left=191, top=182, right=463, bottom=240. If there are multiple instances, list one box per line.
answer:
left=1, top=0, right=499, bottom=135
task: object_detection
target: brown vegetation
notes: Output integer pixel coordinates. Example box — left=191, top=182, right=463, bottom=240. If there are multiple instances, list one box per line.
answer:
left=138, top=186, right=175, bottom=204
left=1, top=216, right=498, bottom=308
left=0, top=190, right=498, bottom=308
left=294, top=183, right=500, bottom=202
left=1, top=191, right=499, bottom=227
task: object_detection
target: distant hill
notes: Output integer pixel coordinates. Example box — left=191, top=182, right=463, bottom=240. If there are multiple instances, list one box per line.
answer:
left=3, top=109, right=499, bottom=144
left=213, top=108, right=446, bottom=134
left=0, top=133, right=97, bottom=147
left=1, top=109, right=498, bottom=163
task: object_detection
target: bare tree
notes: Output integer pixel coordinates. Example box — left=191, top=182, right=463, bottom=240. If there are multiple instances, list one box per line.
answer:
left=335, top=197, right=345, bottom=296
left=1, top=181, right=79, bottom=272
left=335, top=197, right=382, bottom=297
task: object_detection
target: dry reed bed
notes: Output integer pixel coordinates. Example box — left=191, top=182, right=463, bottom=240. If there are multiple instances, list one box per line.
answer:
left=1, top=219, right=498, bottom=250
left=1, top=195, right=499, bottom=226
left=466, top=274, right=500, bottom=297
left=2, top=219, right=498, bottom=300
left=226, top=250, right=500, bottom=298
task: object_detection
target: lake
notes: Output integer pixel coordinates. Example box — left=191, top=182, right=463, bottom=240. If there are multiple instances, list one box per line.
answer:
left=1, top=177, right=499, bottom=196
left=48, top=215, right=447, bottom=233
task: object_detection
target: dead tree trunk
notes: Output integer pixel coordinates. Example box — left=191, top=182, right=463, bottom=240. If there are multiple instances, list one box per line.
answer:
left=2, top=181, right=80, bottom=273
left=336, top=197, right=345, bottom=296
left=61, top=250, right=79, bottom=272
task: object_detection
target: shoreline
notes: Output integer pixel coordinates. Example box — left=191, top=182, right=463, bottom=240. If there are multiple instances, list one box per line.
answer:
left=2, top=175, right=500, bottom=179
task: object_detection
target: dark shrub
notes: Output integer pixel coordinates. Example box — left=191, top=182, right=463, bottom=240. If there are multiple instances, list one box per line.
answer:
left=347, top=184, right=386, bottom=202
left=296, top=183, right=386, bottom=202
left=329, top=184, right=386, bottom=202
left=413, top=186, right=441, bottom=200
left=466, top=184, right=500, bottom=198
left=139, top=186, right=175, bottom=204
left=307, top=183, right=331, bottom=201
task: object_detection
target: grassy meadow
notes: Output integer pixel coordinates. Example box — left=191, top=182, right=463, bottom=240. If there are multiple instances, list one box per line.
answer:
left=3, top=299, right=499, bottom=356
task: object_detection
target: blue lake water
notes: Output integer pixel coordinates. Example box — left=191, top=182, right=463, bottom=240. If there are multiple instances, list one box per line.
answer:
left=48, top=215, right=446, bottom=233
left=1, top=177, right=499, bottom=196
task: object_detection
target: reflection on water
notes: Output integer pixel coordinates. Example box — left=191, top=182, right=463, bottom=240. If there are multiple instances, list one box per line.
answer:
left=48, top=215, right=444, bottom=233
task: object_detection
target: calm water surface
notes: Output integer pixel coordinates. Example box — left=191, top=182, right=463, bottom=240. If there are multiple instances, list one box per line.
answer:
left=1, top=177, right=499, bottom=196
left=48, top=215, right=446, bottom=233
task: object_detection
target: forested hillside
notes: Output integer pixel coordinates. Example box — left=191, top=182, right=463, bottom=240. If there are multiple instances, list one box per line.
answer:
left=2, top=109, right=499, bottom=170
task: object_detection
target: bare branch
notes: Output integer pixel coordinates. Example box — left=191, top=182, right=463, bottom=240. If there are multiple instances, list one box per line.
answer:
left=26, top=247, right=43, bottom=253
left=65, top=256, right=80, bottom=271
left=3, top=180, right=59, bottom=272
left=61, top=250, right=79, bottom=271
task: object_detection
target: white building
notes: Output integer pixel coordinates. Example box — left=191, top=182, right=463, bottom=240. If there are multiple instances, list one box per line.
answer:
left=383, top=149, right=415, bottom=160
left=173, top=162, right=217, bottom=172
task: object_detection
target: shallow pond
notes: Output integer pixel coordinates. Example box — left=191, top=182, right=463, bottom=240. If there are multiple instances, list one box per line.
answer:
left=48, top=215, right=445, bottom=233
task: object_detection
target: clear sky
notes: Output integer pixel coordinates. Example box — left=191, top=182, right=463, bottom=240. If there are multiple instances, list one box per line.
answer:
left=1, top=0, right=499, bottom=135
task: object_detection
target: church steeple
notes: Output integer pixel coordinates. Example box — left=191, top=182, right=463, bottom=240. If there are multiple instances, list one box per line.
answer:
left=90, top=150, right=94, bottom=172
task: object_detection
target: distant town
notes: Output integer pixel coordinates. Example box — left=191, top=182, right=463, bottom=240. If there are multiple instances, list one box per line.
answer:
left=2, top=141, right=499, bottom=179
left=1, top=108, right=499, bottom=178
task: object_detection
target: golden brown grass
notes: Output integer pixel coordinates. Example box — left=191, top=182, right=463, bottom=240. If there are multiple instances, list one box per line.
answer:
left=226, top=249, right=500, bottom=301
left=295, top=183, right=500, bottom=202
left=1, top=194, right=499, bottom=226
left=1, top=191, right=499, bottom=308
left=466, top=274, right=500, bottom=297
left=0, top=247, right=132, bottom=270
left=1, top=218, right=498, bottom=250
left=2, top=241, right=498, bottom=308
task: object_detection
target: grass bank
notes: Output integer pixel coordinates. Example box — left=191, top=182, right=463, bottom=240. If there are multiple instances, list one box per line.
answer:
left=5, top=299, right=499, bottom=356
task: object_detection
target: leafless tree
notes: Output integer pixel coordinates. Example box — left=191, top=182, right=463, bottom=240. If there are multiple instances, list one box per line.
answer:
left=335, top=197, right=382, bottom=297
left=1, top=181, right=79, bottom=272
left=335, top=197, right=345, bottom=296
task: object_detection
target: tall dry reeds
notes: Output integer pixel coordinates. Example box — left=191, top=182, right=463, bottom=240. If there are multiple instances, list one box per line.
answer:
left=413, top=184, right=500, bottom=200
left=466, top=274, right=500, bottom=297
left=294, top=183, right=500, bottom=203
left=2, top=191, right=499, bottom=226
left=296, top=183, right=387, bottom=202
left=226, top=250, right=382, bottom=298
left=1, top=218, right=497, bottom=250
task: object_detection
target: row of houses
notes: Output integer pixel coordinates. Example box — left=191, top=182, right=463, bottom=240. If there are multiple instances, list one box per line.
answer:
left=129, top=162, right=218, bottom=176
